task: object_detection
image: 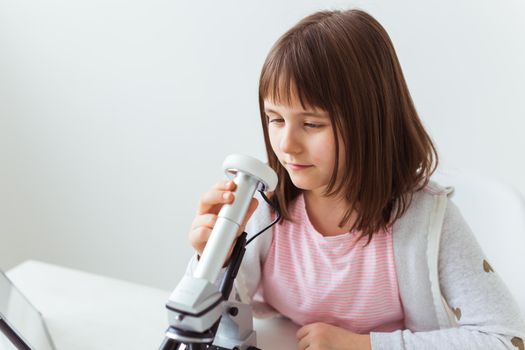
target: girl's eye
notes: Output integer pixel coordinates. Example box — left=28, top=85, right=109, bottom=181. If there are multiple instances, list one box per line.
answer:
left=267, top=117, right=284, bottom=124
left=304, top=122, right=322, bottom=129
left=266, top=115, right=323, bottom=129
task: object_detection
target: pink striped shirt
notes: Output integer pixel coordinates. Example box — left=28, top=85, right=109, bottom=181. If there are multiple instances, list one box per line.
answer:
left=261, top=194, right=405, bottom=334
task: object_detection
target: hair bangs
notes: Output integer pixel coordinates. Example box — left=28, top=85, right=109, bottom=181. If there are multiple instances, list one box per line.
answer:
left=259, top=34, right=329, bottom=112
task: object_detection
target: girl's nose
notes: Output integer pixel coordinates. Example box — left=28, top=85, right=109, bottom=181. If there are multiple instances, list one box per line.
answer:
left=280, top=127, right=302, bottom=154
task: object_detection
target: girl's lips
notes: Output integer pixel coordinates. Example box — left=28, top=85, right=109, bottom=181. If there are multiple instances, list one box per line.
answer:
left=287, top=163, right=313, bottom=171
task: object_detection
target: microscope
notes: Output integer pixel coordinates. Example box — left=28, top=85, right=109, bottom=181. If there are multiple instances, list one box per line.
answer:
left=159, top=154, right=278, bottom=350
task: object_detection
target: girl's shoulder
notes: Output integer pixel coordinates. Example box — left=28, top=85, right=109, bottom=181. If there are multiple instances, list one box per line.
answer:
left=421, top=179, right=454, bottom=197
left=395, top=179, right=456, bottom=228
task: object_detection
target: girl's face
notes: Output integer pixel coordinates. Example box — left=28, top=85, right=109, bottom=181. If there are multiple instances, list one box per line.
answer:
left=264, top=96, right=344, bottom=197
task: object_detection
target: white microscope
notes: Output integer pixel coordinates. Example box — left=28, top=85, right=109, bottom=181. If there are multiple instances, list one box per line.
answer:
left=159, top=155, right=279, bottom=350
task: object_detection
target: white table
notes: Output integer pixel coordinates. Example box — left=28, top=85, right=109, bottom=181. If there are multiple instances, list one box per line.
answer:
left=6, top=261, right=298, bottom=350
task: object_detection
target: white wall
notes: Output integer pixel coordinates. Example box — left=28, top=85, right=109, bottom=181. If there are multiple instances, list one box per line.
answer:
left=1, top=0, right=524, bottom=290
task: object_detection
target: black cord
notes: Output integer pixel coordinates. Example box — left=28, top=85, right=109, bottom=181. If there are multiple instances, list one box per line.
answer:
left=246, top=190, right=281, bottom=245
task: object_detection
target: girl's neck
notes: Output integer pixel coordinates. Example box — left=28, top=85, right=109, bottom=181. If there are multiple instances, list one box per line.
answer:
left=303, top=189, right=358, bottom=237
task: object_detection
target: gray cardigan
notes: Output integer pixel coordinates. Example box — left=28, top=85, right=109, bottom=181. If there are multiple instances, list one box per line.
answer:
left=189, top=181, right=525, bottom=349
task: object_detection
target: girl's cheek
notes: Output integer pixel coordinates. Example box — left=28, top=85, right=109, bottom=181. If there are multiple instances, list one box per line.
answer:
left=313, top=138, right=336, bottom=159
left=269, top=134, right=282, bottom=154
left=269, top=140, right=280, bottom=155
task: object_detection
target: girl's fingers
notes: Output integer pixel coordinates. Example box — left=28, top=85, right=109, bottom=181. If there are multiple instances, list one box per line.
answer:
left=197, top=189, right=235, bottom=215
left=189, top=226, right=213, bottom=255
left=191, top=214, right=217, bottom=230
left=190, top=197, right=259, bottom=259
left=194, top=198, right=257, bottom=234
left=213, top=180, right=236, bottom=191
left=196, top=180, right=237, bottom=215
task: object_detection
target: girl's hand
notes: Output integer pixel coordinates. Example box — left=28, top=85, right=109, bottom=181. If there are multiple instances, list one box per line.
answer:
left=297, top=322, right=371, bottom=350
left=189, top=179, right=259, bottom=260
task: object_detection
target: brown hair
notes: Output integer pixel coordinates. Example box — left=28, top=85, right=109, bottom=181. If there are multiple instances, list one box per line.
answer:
left=258, top=9, right=438, bottom=241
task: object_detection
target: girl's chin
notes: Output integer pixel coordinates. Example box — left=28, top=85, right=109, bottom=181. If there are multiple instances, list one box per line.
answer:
left=288, top=177, right=318, bottom=191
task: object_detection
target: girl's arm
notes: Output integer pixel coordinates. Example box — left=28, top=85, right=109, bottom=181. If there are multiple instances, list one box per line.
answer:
left=371, top=201, right=525, bottom=349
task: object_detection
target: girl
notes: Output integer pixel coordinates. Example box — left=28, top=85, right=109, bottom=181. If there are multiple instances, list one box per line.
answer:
left=188, top=9, right=525, bottom=350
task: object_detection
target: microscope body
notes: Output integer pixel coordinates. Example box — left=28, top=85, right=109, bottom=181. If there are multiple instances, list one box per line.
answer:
left=161, top=155, right=277, bottom=350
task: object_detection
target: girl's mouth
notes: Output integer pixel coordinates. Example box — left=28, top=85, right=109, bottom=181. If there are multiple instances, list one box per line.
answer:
left=287, top=163, right=313, bottom=171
